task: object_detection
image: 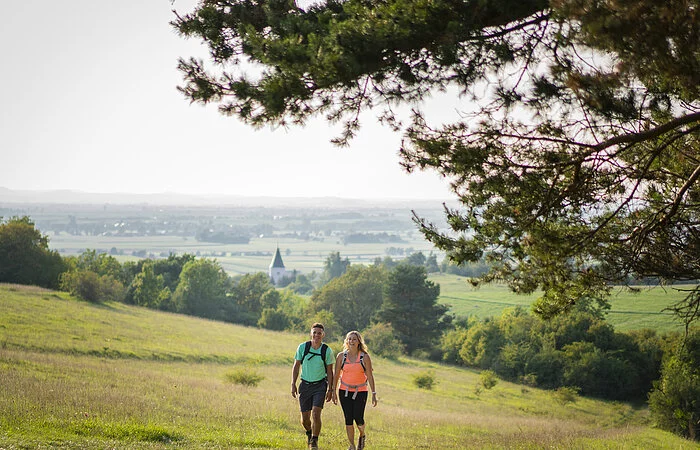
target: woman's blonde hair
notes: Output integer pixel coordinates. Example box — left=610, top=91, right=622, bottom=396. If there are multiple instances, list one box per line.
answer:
left=343, top=330, right=368, bottom=354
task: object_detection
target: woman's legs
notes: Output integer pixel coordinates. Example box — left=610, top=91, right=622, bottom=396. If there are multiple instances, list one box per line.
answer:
left=345, top=425, right=355, bottom=448
left=340, top=391, right=369, bottom=449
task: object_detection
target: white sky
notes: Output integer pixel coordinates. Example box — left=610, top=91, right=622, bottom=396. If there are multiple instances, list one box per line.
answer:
left=0, top=0, right=458, bottom=201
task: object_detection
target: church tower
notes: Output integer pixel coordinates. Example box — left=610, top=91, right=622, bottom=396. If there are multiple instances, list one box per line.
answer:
left=269, top=247, right=286, bottom=285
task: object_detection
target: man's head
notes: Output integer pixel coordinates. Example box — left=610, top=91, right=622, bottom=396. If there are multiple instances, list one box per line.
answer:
left=310, top=323, right=325, bottom=343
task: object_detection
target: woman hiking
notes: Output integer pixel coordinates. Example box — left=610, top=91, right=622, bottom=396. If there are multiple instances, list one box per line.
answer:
left=332, top=331, right=377, bottom=450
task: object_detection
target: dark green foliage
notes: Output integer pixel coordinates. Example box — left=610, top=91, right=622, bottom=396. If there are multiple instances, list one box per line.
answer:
left=124, top=254, right=195, bottom=303
left=649, top=329, right=700, bottom=441
left=412, top=371, right=437, bottom=390
left=362, top=322, right=404, bottom=358
left=173, top=0, right=700, bottom=326
left=64, top=249, right=124, bottom=282
left=378, top=264, right=450, bottom=353
left=229, top=272, right=274, bottom=325
left=525, top=349, right=565, bottom=389
left=129, top=261, right=171, bottom=309
left=172, top=259, right=232, bottom=320
left=60, top=269, right=125, bottom=303
left=0, top=216, right=67, bottom=289
left=309, top=265, right=386, bottom=332
left=257, top=307, right=291, bottom=331
left=448, top=307, right=666, bottom=400
left=459, top=318, right=505, bottom=369
left=322, top=251, right=350, bottom=284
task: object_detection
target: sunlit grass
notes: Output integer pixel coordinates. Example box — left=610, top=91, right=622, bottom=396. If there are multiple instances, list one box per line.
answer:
left=1, top=284, right=696, bottom=449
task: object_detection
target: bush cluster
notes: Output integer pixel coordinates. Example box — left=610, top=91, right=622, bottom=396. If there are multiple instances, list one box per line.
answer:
left=440, top=307, right=666, bottom=401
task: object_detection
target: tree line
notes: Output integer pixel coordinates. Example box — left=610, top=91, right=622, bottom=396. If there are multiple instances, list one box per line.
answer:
left=1, top=216, right=698, bottom=440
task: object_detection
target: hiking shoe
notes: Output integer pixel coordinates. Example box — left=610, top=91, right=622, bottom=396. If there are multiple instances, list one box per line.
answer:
left=357, top=435, right=366, bottom=450
left=309, top=437, right=319, bottom=449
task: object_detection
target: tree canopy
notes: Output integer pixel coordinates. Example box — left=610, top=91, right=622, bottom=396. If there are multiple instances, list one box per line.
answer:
left=0, top=216, right=66, bottom=289
left=173, top=0, right=700, bottom=324
left=379, top=264, right=449, bottom=353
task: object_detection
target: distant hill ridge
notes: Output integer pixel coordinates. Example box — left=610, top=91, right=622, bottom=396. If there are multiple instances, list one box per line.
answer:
left=0, top=187, right=447, bottom=208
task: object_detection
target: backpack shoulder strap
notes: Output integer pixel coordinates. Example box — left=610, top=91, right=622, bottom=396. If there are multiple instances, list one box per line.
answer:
left=360, top=352, right=366, bottom=372
left=301, top=341, right=312, bottom=364
left=341, top=350, right=348, bottom=369
left=321, top=343, right=329, bottom=363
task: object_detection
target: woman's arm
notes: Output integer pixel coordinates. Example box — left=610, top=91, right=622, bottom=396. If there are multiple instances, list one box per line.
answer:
left=364, top=353, right=378, bottom=406
left=331, top=352, right=343, bottom=404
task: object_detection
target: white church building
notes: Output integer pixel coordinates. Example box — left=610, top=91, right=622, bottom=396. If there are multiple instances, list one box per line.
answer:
left=269, top=247, right=287, bottom=285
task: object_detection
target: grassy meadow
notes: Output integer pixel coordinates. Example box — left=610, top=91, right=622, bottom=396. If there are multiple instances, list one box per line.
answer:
left=1, top=284, right=696, bottom=449
left=432, top=274, right=690, bottom=333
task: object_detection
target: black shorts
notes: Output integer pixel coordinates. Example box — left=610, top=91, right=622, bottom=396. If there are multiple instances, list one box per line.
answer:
left=339, top=390, right=368, bottom=426
left=298, top=379, right=328, bottom=412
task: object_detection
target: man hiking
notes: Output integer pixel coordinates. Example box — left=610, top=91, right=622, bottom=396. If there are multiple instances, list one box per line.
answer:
left=291, top=323, right=334, bottom=449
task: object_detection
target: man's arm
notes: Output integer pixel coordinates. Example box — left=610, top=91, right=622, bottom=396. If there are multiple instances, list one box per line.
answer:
left=325, top=361, right=334, bottom=403
left=291, top=359, right=301, bottom=398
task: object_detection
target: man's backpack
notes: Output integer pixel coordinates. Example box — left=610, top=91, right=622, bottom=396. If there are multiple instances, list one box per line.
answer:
left=301, top=341, right=329, bottom=365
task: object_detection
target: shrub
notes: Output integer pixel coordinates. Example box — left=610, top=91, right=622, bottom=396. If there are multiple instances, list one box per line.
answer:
left=363, top=322, right=404, bottom=358
left=480, top=370, right=498, bottom=390
left=552, top=386, right=580, bottom=405
left=519, top=373, right=538, bottom=387
left=225, top=368, right=264, bottom=387
left=440, top=326, right=470, bottom=365
left=60, top=269, right=124, bottom=303
left=412, top=371, right=437, bottom=390
left=257, top=307, right=290, bottom=331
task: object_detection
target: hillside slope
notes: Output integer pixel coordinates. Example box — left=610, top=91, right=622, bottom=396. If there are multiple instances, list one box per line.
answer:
left=0, top=284, right=694, bottom=449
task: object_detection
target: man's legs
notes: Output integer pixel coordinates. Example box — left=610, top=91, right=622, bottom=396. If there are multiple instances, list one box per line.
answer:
left=311, top=405, right=323, bottom=436
left=300, top=411, right=312, bottom=443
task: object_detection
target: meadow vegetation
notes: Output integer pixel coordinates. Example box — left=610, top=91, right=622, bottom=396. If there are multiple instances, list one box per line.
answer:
left=1, top=284, right=696, bottom=449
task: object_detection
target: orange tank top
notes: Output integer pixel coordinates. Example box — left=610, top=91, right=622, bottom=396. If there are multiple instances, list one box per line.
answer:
left=339, top=352, right=368, bottom=391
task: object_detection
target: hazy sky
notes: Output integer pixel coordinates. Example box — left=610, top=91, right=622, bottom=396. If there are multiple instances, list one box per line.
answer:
left=0, top=0, right=458, bottom=201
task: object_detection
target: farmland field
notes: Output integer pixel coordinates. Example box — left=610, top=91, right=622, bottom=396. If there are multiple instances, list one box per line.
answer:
left=1, top=199, right=448, bottom=274
left=47, top=234, right=439, bottom=275
left=432, top=274, right=691, bottom=333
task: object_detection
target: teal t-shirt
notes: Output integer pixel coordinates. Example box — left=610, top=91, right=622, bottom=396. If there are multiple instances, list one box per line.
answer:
left=295, top=342, right=334, bottom=383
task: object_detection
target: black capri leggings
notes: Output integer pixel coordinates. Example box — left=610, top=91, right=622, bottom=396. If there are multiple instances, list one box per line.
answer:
left=338, top=390, right=368, bottom=426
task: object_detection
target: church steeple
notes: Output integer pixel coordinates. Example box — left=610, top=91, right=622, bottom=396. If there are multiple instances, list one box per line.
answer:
left=270, top=246, right=285, bottom=269
left=269, top=246, right=286, bottom=284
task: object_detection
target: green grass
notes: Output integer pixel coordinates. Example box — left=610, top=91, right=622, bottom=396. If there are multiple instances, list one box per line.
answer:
left=432, top=274, right=690, bottom=333
left=1, top=283, right=696, bottom=449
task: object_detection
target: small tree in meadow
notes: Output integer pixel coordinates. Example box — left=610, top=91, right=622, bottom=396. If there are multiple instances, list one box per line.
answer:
left=552, top=386, right=580, bottom=406
left=412, top=371, right=437, bottom=390
left=480, top=370, right=498, bottom=390
left=226, top=368, right=264, bottom=387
